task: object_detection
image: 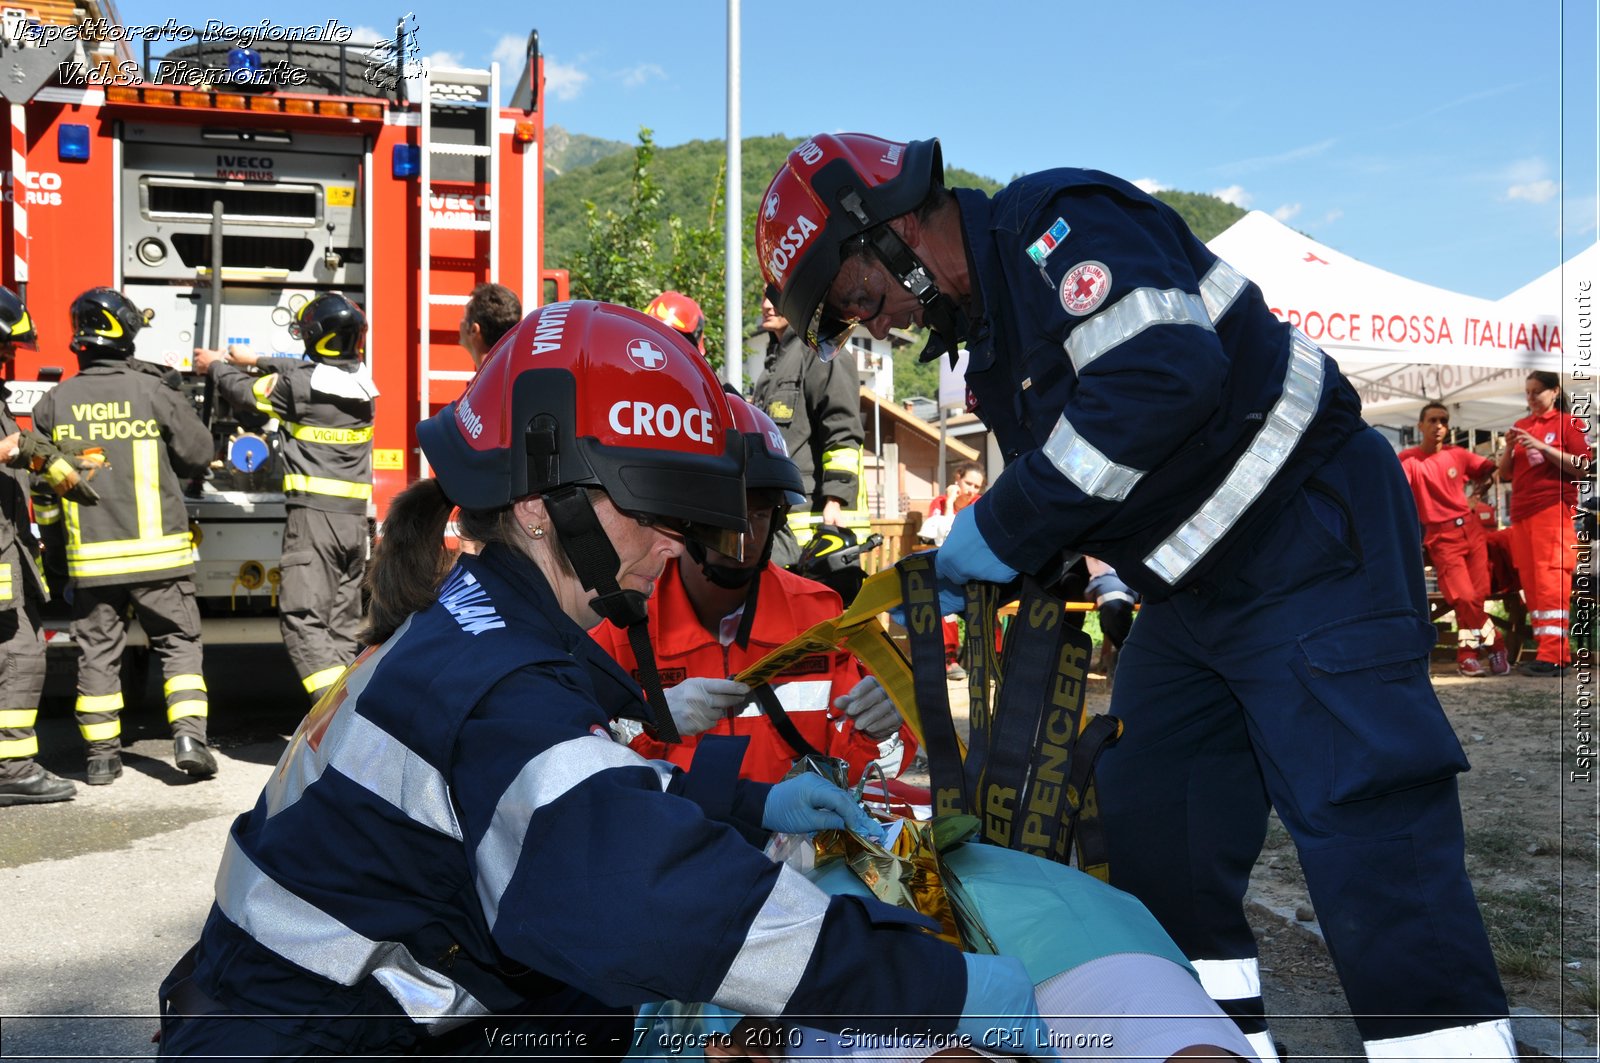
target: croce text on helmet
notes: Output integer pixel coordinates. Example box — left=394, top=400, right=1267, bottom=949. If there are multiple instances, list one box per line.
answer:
left=644, top=291, right=706, bottom=355
left=417, top=300, right=746, bottom=558
left=0, top=285, right=36, bottom=346
left=69, top=287, right=148, bottom=357
left=291, top=293, right=366, bottom=359
left=757, top=133, right=962, bottom=359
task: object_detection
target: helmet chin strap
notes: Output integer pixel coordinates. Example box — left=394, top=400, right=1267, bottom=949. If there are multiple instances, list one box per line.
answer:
left=854, top=222, right=968, bottom=364
left=685, top=515, right=781, bottom=650
left=542, top=485, right=679, bottom=743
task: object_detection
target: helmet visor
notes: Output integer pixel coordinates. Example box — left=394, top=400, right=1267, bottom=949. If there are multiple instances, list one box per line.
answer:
left=622, top=508, right=746, bottom=562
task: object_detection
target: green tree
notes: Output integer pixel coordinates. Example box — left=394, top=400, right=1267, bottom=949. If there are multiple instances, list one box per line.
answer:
left=568, top=129, right=664, bottom=313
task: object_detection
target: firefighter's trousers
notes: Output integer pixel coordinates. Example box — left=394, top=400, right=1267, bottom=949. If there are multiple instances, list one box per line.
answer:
left=279, top=507, right=365, bottom=701
left=73, top=578, right=207, bottom=756
left=0, top=598, right=48, bottom=779
left=1098, top=428, right=1510, bottom=1055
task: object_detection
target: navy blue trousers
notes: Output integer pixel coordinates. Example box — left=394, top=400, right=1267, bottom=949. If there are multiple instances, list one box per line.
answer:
left=1099, top=427, right=1508, bottom=1043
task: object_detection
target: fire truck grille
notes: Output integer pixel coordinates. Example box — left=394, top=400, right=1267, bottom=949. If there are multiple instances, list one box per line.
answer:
left=148, top=183, right=320, bottom=224
left=170, top=234, right=315, bottom=272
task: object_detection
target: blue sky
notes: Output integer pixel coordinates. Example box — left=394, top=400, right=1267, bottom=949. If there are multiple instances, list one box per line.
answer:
left=119, top=0, right=1596, bottom=301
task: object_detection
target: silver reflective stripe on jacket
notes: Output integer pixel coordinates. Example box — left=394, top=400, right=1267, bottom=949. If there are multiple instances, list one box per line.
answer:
left=1044, top=259, right=1252, bottom=501
left=711, top=863, right=831, bottom=1015
left=1042, top=419, right=1145, bottom=501
left=1145, top=329, right=1326, bottom=584
left=1199, top=259, right=1248, bottom=322
left=215, top=834, right=489, bottom=1032
left=734, top=679, right=832, bottom=719
left=474, top=734, right=674, bottom=931
left=261, top=619, right=461, bottom=842
left=1066, top=288, right=1210, bottom=373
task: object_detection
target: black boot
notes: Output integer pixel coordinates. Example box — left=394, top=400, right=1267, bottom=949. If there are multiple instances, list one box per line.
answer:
left=0, top=766, right=77, bottom=806
left=86, top=753, right=123, bottom=786
left=173, top=736, right=218, bottom=778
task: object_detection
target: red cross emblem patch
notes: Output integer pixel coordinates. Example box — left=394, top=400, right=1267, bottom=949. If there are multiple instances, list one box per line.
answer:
left=1060, top=260, right=1112, bottom=316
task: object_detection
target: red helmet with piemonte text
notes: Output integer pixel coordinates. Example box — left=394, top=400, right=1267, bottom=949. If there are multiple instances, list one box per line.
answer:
left=417, top=300, right=746, bottom=557
left=644, top=291, right=706, bottom=355
left=727, top=394, right=805, bottom=508
left=756, top=133, right=944, bottom=355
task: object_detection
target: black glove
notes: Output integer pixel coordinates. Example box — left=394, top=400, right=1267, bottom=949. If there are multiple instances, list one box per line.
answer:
left=9, top=430, right=106, bottom=505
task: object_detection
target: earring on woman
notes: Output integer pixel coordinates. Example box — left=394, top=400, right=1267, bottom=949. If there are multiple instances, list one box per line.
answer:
left=528, top=525, right=545, bottom=538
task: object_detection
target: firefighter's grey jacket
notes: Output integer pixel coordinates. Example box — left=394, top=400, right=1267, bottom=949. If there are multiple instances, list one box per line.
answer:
left=31, top=359, right=212, bottom=587
left=750, top=328, right=865, bottom=525
left=0, top=387, right=46, bottom=608
left=210, top=357, right=375, bottom=515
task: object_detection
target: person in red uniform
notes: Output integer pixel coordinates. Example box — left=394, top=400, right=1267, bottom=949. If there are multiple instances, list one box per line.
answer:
left=1497, top=371, right=1593, bottom=676
left=1398, top=403, right=1504, bottom=676
left=592, top=396, right=903, bottom=782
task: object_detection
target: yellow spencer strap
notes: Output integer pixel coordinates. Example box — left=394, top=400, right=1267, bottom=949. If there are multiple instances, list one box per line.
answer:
left=731, top=567, right=965, bottom=759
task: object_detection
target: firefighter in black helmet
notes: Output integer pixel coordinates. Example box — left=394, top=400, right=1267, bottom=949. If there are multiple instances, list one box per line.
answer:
left=31, top=287, right=217, bottom=785
left=195, top=292, right=375, bottom=705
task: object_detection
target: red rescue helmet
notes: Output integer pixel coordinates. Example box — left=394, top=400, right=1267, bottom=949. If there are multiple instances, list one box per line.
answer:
left=727, top=394, right=805, bottom=508
left=417, top=301, right=746, bottom=559
left=644, top=291, right=706, bottom=355
left=756, top=133, right=945, bottom=357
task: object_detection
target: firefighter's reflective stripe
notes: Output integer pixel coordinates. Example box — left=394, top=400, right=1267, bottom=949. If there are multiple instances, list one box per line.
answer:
left=77, top=692, right=122, bottom=713
left=1144, top=331, right=1325, bottom=584
left=820, top=446, right=861, bottom=475
left=1199, top=259, right=1248, bottom=322
left=33, top=501, right=60, bottom=525
left=285, top=422, right=374, bottom=445
left=78, top=720, right=120, bottom=741
left=732, top=679, right=832, bottom=719
left=302, top=664, right=345, bottom=694
left=165, top=674, right=208, bottom=696
left=0, top=565, right=11, bottom=601
left=214, top=833, right=490, bottom=1031
left=165, top=672, right=209, bottom=722
left=134, top=438, right=162, bottom=536
left=0, top=734, right=37, bottom=757
left=63, top=439, right=192, bottom=578
left=251, top=375, right=279, bottom=416
left=474, top=734, right=675, bottom=930
left=282, top=474, right=373, bottom=501
left=0, top=708, right=36, bottom=729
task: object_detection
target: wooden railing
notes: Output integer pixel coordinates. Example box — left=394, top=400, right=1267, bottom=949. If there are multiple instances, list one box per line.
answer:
left=862, top=513, right=926, bottom=574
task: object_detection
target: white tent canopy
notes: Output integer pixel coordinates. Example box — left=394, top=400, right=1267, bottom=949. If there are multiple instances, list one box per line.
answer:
left=1206, top=211, right=1569, bottom=433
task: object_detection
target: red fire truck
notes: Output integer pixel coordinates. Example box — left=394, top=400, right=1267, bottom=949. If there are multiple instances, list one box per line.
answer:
left=0, top=8, right=565, bottom=641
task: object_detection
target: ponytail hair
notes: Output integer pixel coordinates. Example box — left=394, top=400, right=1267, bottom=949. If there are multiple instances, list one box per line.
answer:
left=361, top=478, right=530, bottom=645
left=1528, top=371, right=1569, bottom=413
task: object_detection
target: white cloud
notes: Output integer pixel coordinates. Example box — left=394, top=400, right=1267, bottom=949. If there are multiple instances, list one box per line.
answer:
left=344, top=23, right=385, bottom=44
left=425, top=50, right=465, bottom=71
left=544, top=59, right=588, bottom=101
left=620, top=62, right=666, bottom=89
left=1320, top=209, right=1344, bottom=226
left=1273, top=203, right=1302, bottom=223
left=491, top=34, right=526, bottom=75
left=1132, top=177, right=1166, bottom=194
left=1213, top=185, right=1253, bottom=209
left=1507, top=180, right=1559, bottom=204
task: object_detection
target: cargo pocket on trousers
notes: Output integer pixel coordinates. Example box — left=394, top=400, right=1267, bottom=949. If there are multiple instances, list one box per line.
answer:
left=1290, top=609, right=1469, bottom=804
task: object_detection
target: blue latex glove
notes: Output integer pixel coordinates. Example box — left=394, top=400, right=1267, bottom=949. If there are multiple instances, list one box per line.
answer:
left=954, top=953, right=1055, bottom=1059
left=761, top=773, right=886, bottom=842
left=937, top=507, right=1019, bottom=587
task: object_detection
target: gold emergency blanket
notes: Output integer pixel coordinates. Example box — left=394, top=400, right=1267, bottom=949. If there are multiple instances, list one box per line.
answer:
left=731, top=567, right=960, bottom=756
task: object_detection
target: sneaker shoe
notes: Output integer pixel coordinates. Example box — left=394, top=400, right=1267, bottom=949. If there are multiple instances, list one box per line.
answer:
left=1518, top=659, right=1569, bottom=677
left=945, top=663, right=968, bottom=681
left=86, top=753, right=122, bottom=786
left=174, top=736, right=218, bottom=778
left=1484, top=646, right=1511, bottom=676
left=0, top=766, right=77, bottom=806
left=1457, top=656, right=1486, bottom=677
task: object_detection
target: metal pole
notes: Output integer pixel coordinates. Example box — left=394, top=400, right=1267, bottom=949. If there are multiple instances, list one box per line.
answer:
left=723, top=0, right=742, bottom=391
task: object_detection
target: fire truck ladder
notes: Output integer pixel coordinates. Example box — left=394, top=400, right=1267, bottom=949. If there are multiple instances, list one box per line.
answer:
left=417, top=59, right=500, bottom=475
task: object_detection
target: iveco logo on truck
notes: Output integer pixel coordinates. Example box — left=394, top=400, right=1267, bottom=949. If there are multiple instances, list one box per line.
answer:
left=216, top=155, right=274, bottom=180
